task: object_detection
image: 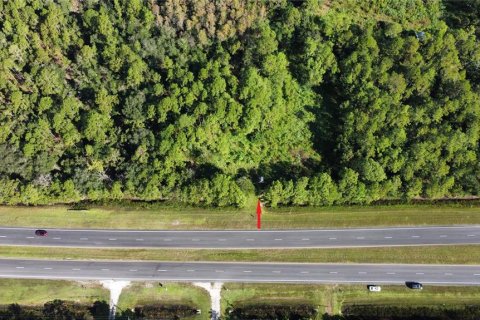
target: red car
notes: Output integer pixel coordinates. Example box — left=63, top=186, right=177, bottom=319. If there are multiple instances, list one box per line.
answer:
left=35, top=230, right=48, bottom=237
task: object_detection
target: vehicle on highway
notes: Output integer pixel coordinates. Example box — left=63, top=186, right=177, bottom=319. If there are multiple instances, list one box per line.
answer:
left=406, top=281, right=423, bottom=290
left=35, top=230, right=48, bottom=237
left=367, top=285, right=381, bottom=292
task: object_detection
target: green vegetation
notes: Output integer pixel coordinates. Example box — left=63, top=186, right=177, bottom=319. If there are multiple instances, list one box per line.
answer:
left=0, top=0, right=479, bottom=207
left=222, top=283, right=480, bottom=317
left=0, top=279, right=108, bottom=305
left=2, top=204, right=480, bottom=229
left=1, top=245, right=479, bottom=265
left=117, top=282, right=209, bottom=320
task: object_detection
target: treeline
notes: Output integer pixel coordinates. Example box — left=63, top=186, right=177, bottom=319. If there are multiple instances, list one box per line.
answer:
left=0, top=300, right=197, bottom=320
left=1, top=0, right=480, bottom=207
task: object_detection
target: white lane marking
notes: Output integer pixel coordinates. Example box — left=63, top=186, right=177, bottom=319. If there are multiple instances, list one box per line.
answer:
left=387, top=272, right=396, bottom=275
left=53, top=237, right=61, bottom=240
left=129, top=269, right=137, bottom=272
left=215, top=270, right=224, bottom=273
left=16, top=267, right=24, bottom=269
left=157, top=270, right=168, bottom=272
left=384, top=236, right=393, bottom=239
left=26, top=237, right=34, bottom=239
left=474, top=274, right=480, bottom=276
left=135, top=239, right=144, bottom=241
left=356, top=237, right=365, bottom=240
left=163, top=239, right=172, bottom=241
left=108, top=238, right=116, bottom=241
left=274, top=239, right=283, bottom=241
left=72, top=268, right=81, bottom=271
left=468, top=235, right=476, bottom=237
left=0, top=236, right=6, bottom=238
left=246, top=238, right=255, bottom=241
left=218, top=239, right=227, bottom=241
left=301, top=238, right=310, bottom=241
left=416, top=272, right=424, bottom=275
left=301, top=271, right=309, bottom=274
left=187, top=269, right=195, bottom=272
left=358, top=272, right=367, bottom=274
left=80, top=238, right=88, bottom=240
left=329, top=272, right=338, bottom=274
left=272, top=271, right=281, bottom=273
left=444, top=273, right=452, bottom=275
left=101, top=269, right=109, bottom=271
left=440, top=235, right=447, bottom=238
left=43, top=267, right=52, bottom=270
left=243, top=270, right=252, bottom=273
left=191, top=239, right=200, bottom=241
left=329, top=237, right=337, bottom=240
left=411, top=236, right=420, bottom=238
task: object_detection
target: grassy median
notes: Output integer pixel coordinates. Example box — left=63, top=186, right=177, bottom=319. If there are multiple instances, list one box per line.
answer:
left=0, top=245, right=479, bottom=264
left=1, top=203, right=480, bottom=230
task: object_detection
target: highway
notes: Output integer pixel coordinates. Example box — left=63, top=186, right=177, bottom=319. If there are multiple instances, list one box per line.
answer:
left=1, top=226, right=479, bottom=248
left=0, top=259, right=479, bottom=285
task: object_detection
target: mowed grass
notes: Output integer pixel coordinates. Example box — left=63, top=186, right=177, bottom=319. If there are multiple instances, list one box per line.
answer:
left=0, top=279, right=108, bottom=305
left=221, top=283, right=480, bottom=316
left=117, top=282, right=210, bottom=320
left=1, top=203, right=480, bottom=230
left=0, top=245, right=479, bottom=264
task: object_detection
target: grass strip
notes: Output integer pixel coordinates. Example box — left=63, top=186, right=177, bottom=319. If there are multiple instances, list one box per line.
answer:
left=1, top=204, right=480, bottom=230
left=0, top=245, right=479, bottom=264
left=117, top=282, right=210, bottom=320
left=0, top=279, right=108, bottom=305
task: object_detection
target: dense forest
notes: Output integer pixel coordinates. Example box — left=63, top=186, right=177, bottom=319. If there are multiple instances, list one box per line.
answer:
left=1, top=0, right=480, bottom=207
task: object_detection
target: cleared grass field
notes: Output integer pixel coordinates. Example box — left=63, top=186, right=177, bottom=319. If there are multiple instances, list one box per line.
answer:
left=0, top=245, right=479, bottom=264
left=117, top=282, right=210, bottom=320
left=221, top=283, right=480, bottom=316
left=1, top=203, right=480, bottom=230
left=0, top=279, right=108, bottom=305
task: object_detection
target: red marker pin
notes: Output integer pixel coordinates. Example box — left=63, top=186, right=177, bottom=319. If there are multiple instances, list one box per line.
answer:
left=256, top=199, right=262, bottom=230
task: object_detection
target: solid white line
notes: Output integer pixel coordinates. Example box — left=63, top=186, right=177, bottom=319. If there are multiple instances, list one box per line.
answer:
left=416, top=273, right=424, bottom=275
left=101, top=269, right=109, bottom=271
left=329, top=272, right=337, bottom=274
left=108, top=239, right=116, bottom=241
left=215, top=270, right=224, bottom=273
left=440, top=235, right=447, bottom=238
left=411, top=236, right=420, bottom=238
left=356, top=237, right=365, bottom=239
left=163, top=239, right=172, bottom=241
left=0, top=236, right=6, bottom=238
left=384, top=236, right=393, bottom=239
left=329, top=238, right=337, bottom=240
left=129, top=270, right=137, bottom=272
left=274, top=239, right=283, bottom=241
left=246, top=239, right=255, bottom=241
left=53, top=237, right=61, bottom=240
left=157, top=270, right=168, bottom=272
left=16, top=267, right=24, bottom=269
left=187, top=270, right=195, bottom=272
left=26, top=237, right=34, bottom=239
left=302, top=238, right=310, bottom=241
left=387, top=272, right=396, bottom=275
left=191, top=239, right=200, bottom=241
left=135, top=239, right=144, bottom=241
left=272, top=271, right=281, bottom=273
left=43, top=267, right=52, bottom=270
left=358, top=272, right=367, bottom=274
left=73, top=268, right=81, bottom=271
left=243, top=270, right=252, bottom=273
left=468, top=235, right=476, bottom=237
left=301, top=271, right=309, bottom=274
left=474, top=274, right=480, bottom=276
left=218, top=239, right=227, bottom=241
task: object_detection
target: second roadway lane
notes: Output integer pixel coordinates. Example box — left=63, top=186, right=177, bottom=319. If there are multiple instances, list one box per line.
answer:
left=1, top=226, right=480, bottom=248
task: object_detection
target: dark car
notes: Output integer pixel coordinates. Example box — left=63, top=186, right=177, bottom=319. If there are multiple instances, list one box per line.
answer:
left=406, top=281, right=423, bottom=290
left=35, top=230, right=48, bottom=237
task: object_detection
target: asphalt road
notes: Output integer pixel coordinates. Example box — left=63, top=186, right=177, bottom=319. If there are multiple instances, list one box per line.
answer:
left=0, top=259, right=479, bottom=285
left=1, top=226, right=480, bottom=248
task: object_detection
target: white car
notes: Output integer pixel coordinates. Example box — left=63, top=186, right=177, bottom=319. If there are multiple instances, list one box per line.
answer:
left=368, top=285, right=382, bottom=292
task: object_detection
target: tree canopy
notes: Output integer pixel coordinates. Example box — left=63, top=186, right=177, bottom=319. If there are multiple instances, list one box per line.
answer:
left=0, top=0, right=479, bottom=207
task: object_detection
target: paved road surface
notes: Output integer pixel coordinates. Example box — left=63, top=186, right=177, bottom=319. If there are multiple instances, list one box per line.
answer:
left=0, top=259, right=479, bottom=285
left=1, top=226, right=480, bottom=248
